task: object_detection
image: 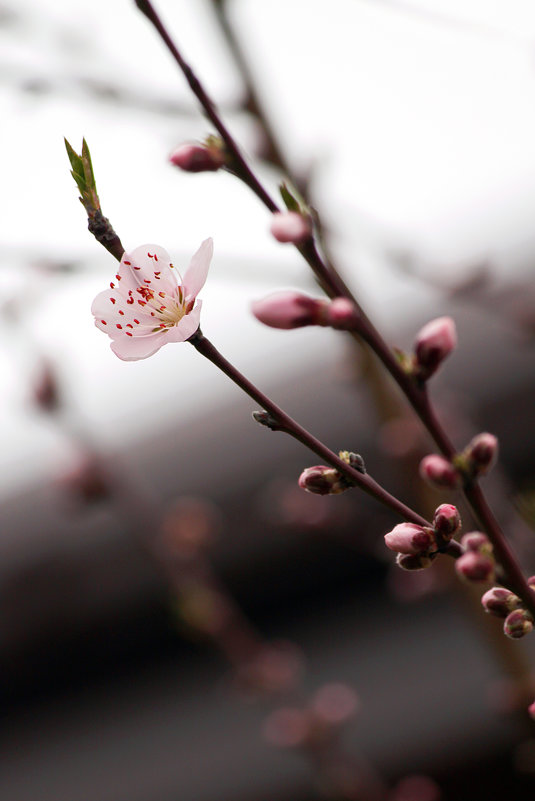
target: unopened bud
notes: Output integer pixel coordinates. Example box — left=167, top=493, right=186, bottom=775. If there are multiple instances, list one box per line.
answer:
left=528, top=699, right=535, bottom=720
left=338, top=451, right=366, bottom=473
left=463, top=432, right=499, bottom=477
left=298, top=465, right=347, bottom=495
left=481, top=587, right=522, bottom=617
left=169, top=142, right=225, bottom=172
left=528, top=576, right=535, bottom=590
left=413, top=316, right=457, bottom=380
left=270, top=211, right=312, bottom=244
left=396, top=552, right=434, bottom=571
left=251, top=291, right=327, bottom=330
left=384, top=522, right=435, bottom=555
left=504, top=608, right=534, bottom=639
left=455, top=550, right=495, bottom=583
left=419, top=454, right=460, bottom=489
left=461, top=531, right=492, bottom=554
left=432, top=504, right=461, bottom=538
left=325, top=297, right=360, bottom=330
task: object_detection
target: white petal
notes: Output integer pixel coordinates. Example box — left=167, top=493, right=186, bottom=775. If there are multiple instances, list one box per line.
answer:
left=110, top=331, right=170, bottom=361
left=91, top=289, right=154, bottom=338
left=182, top=238, right=213, bottom=300
left=118, top=244, right=174, bottom=295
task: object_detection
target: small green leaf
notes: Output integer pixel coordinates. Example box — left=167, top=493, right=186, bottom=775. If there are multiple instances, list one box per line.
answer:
left=65, top=137, right=101, bottom=214
left=279, top=181, right=301, bottom=213
left=81, top=138, right=96, bottom=189
left=64, top=138, right=83, bottom=173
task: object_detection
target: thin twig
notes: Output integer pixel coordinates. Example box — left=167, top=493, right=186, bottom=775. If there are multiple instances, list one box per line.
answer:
left=132, top=0, right=535, bottom=616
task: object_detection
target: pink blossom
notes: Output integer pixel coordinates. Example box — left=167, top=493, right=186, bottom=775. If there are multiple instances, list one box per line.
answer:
left=92, top=239, right=213, bottom=361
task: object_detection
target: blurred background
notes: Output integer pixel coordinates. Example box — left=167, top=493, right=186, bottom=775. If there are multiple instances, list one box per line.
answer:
left=2, top=1, right=535, bottom=799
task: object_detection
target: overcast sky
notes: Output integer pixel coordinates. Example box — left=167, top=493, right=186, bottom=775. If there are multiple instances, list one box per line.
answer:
left=2, top=0, right=535, bottom=494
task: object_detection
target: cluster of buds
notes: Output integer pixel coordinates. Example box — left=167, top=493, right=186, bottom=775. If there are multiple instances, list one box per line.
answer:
left=455, top=532, right=495, bottom=583
left=263, top=682, right=359, bottom=749
left=252, top=291, right=360, bottom=331
left=420, top=433, right=499, bottom=490
left=481, top=576, right=535, bottom=640
left=169, top=136, right=226, bottom=173
left=385, top=504, right=461, bottom=571
left=403, top=316, right=457, bottom=382
left=298, top=452, right=365, bottom=496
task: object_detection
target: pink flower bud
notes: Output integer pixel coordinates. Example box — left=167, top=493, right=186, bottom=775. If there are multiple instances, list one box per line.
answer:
left=504, top=608, right=534, bottom=639
left=298, top=465, right=347, bottom=495
left=432, top=504, right=461, bottom=538
left=419, top=454, right=460, bottom=489
left=528, top=699, right=535, bottom=720
left=528, top=576, right=535, bottom=590
left=270, top=211, right=312, bottom=244
left=413, top=316, right=457, bottom=379
left=325, top=297, right=360, bottom=330
left=455, top=550, right=494, bottom=583
left=169, top=142, right=225, bottom=172
left=464, top=432, right=499, bottom=476
left=251, top=291, right=327, bottom=330
left=461, top=531, right=492, bottom=553
left=396, top=552, right=434, bottom=571
left=481, top=587, right=522, bottom=618
left=384, top=522, right=435, bottom=555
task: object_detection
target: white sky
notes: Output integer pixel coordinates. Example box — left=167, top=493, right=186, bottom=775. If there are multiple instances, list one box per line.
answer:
left=2, top=0, right=535, bottom=494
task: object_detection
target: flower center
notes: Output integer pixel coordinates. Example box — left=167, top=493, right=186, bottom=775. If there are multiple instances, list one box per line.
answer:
left=132, top=284, right=191, bottom=331
left=159, top=298, right=186, bottom=327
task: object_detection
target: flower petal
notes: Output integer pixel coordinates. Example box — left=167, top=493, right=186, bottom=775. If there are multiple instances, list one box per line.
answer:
left=119, top=244, right=176, bottom=296
left=165, top=301, right=202, bottom=343
left=110, top=330, right=170, bottom=361
left=91, top=289, right=155, bottom=338
left=182, top=238, right=213, bottom=300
